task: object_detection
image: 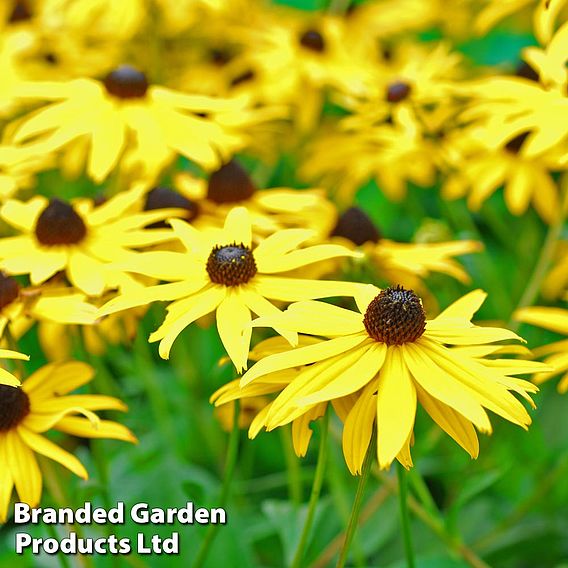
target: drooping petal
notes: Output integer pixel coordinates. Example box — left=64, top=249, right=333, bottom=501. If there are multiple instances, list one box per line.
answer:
left=216, top=291, right=252, bottom=373
left=5, top=431, right=42, bottom=508
left=291, top=403, right=327, bottom=457
left=54, top=417, right=137, bottom=443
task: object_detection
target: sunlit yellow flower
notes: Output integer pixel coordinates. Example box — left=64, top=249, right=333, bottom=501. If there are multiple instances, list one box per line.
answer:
left=11, top=66, right=271, bottom=183
left=100, top=207, right=362, bottom=370
left=514, top=304, right=568, bottom=392
left=241, top=286, right=542, bottom=472
left=172, top=160, right=336, bottom=239
left=542, top=241, right=568, bottom=298
left=0, top=361, right=136, bottom=522
left=0, top=187, right=176, bottom=296
left=211, top=336, right=357, bottom=456
left=0, top=145, right=48, bottom=201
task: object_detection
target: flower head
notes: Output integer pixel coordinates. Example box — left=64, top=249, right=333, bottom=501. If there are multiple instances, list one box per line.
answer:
left=100, top=206, right=362, bottom=371
left=241, top=286, right=544, bottom=472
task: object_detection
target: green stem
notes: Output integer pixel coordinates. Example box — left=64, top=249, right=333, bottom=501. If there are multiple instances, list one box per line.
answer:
left=280, top=425, right=303, bottom=508
left=397, top=464, right=416, bottom=568
left=291, top=411, right=330, bottom=568
left=509, top=177, right=568, bottom=330
left=336, top=430, right=376, bottom=568
left=191, top=400, right=241, bottom=568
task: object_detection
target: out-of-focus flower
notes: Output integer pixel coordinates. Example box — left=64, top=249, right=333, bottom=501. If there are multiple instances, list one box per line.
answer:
left=0, top=186, right=176, bottom=295
left=514, top=304, right=568, bottom=392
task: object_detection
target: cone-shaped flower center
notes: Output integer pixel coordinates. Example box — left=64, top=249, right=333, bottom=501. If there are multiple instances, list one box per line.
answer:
left=386, top=80, right=412, bottom=103
left=299, top=29, right=326, bottom=52
left=0, top=272, right=20, bottom=310
left=35, top=199, right=88, bottom=246
left=331, top=207, right=381, bottom=245
left=207, top=160, right=257, bottom=204
left=364, top=286, right=426, bottom=345
left=9, top=1, right=32, bottom=23
left=0, top=385, right=30, bottom=431
left=103, top=65, right=149, bottom=99
left=144, top=187, right=200, bottom=227
left=206, top=243, right=257, bottom=286
left=505, top=131, right=530, bottom=154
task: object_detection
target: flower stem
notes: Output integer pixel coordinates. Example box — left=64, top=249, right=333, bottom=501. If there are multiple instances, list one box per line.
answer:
left=191, top=400, right=241, bottom=568
left=336, top=429, right=376, bottom=568
left=280, top=425, right=303, bottom=508
left=509, top=175, right=568, bottom=329
left=291, top=411, right=330, bottom=568
left=397, top=464, right=416, bottom=568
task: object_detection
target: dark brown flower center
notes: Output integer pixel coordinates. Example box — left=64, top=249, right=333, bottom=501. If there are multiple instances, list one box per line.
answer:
left=35, top=199, right=88, bottom=246
left=206, top=243, right=257, bottom=286
left=103, top=65, right=149, bottom=99
left=331, top=207, right=381, bottom=245
left=299, top=29, right=326, bottom=52
left=210, top=48, right=233, bottom=66
left=0, top=385, right=30, bottom=431
left=515, top=61, right=539, bottom=82
left=9, top=0, right=32, bottom=23
left=0, top=272, right=20, bottom=310
left=144, top=187, right=200, bottom=228
left=505, top=131, right=530, bottom=154
left=386, top=80, right=412, bottom=103
left=364, top=286, right=426, bottom=345
left=207, top=160, right=256, bottom=204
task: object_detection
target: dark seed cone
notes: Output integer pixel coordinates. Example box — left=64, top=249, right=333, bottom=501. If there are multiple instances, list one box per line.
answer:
left=386, top=80, right=412, bottom=103
left=331, top=207, right=381, bottom=245
left=299, top=29, right=326, bottom=52
left=103, top=65, right=149, bottom=99
left=9, top=1, right=32, bottom=23
left=206, top=243, right=257, bottom=286
left=505, top=131, right=530, bottom=154
left=144, top=187, right=200, bottom=228
left=364, top=286, right=426, bottom=345
left=0, top=386, right=30, bottom=431
left=207, top=160, right=256, bottom=204
left=35, top=199, right=87, bottom=246
left=515, top=61, right=539, bottom=82
left=0, top=272, right=20, bottom=310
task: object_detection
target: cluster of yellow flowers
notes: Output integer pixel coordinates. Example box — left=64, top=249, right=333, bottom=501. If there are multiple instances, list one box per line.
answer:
left=0, top=0, right=566, bottom=535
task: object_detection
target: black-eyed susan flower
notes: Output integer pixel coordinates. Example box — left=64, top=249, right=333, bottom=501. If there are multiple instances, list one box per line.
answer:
left=241, top=286, right=543, bottom=472
left=0, top=361, right=136, bottom=522
left=11, top=65, right=272, bottom=182
left=330, top=207, right=482, bottom=288
left=0, top=187, right=177, bottom=295
left=100, top=206, right=362, bottom=371
left=172, top=159, right=336, bottom=239
left=514, top=303, right=568, bottom=392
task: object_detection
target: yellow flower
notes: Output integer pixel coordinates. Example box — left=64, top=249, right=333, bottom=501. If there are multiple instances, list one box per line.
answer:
left=11, top=66, right=267, bottom=183
left=0, top=361, right=136, bottom=522
left=0, top=145, right=49, bottom=201
left=100, top=206, right=362, bottom=370
left=241, top=286, right=542, bottom=473
left=542, top=242, right=568, bottom=299
left=442, top=129, right=563, bottom=223
left=0, top=187, right=176, bottom=295
left=514, top=304, right=568, bottom=392
left=330, top=207, right=482, bottom=287
left=211, top=336, right=357, bottom=457
left=172, top=159, right=336, bottom=240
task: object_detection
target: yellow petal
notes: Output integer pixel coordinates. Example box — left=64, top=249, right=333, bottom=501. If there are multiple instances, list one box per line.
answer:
left=216, top=291, right=252, bottom=373
left=254, top=275, right=363, bottom=302
left=6, top=431, right=42, bottom=508
left=376, top=348, right=417, bottom=470
left=291, top=403, right=327, bottom=457
left=23, top=362, right=94, bottom=399
left=0, top=438, right=14, bottom=522
left=55, top=417, right=137, bottom=443
left=514, top=306, right=568, bottom=335
left=18, top=428, right=88, bottom=479
left=221, top=207, right=252, bottom=248
left=67, top=250, right=106, bottom=296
